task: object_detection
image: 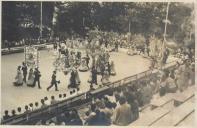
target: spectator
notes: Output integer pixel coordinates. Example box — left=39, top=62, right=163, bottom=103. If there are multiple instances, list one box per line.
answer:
left=51, top=96, right=58, bottom=105
left=41, top=99, right=47, bottom=108
left=17, top=107, right=22, bottom=115
left=67, top=109, right=83, bottom=125
left=166, top=73, right=177, bottom=93
left=11, top=110, right=17, bottom=117
left=113, top=96, right=132, bottom=126
left=24, top=105, right=31, bottom=113
left=35, top=102, right=39, bottom=109
left=59, top=94, right=62, bottom=100
left=3, top=110, right=11, bottom=120
left=29, top=103, right=34, bottom=111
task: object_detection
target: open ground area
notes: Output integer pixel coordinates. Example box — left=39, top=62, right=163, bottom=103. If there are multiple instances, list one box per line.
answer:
left=1, top=49, right=153, bottom=115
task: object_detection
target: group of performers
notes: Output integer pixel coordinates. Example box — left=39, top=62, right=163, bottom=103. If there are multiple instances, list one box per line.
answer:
left=13, top=62, right=41, bottom=89
left=13, top=37, right=117, bottom=92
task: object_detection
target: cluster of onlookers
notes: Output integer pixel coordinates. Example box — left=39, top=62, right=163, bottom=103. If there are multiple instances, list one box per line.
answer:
left=1, top=88, right=81, bottom=122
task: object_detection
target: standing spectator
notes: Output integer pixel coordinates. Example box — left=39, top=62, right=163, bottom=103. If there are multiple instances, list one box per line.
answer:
left=85, top=54, right=90, bottom=69
left=22, top=62, right=28, bottom=83
left=113, top=96, right=132, bottom=126
left=33, top=68, right=41, bottom=89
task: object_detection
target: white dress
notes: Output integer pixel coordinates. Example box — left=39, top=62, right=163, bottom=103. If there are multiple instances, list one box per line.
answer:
left=27, top=70, right=35, bottom=86
left=14, top=70, right=23, bottom=86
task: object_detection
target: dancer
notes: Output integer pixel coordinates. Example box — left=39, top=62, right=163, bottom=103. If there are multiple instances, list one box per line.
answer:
left=47, top=71, right=59, bottom=91
left=22, top=62, right=28, bottom=83
left=27, top=68, right=35, bottom=87
left=110, top=61, right=116, bottom=76
left=13, top=66, right=23, bottom=86
left=90, top=65, right=98, bottom=85
left=68, top=69, right=77, bottom=88
left=33, top=68, right=41, bottom=89
left=74, top=67, right=81, bottom=85
left=79, top=59, right=88, bottom=72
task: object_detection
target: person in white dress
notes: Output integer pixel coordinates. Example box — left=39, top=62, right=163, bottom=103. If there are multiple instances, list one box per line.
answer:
left=13, top=66, right=23, bottom=86
left=27, top=68, right=35, bottom=87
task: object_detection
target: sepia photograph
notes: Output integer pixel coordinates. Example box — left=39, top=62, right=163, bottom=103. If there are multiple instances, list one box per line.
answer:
left=0, top=0, right=195, bottom=126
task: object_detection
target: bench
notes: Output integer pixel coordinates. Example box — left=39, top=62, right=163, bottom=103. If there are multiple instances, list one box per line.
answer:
left=150, top=93, right=174, bottom=109
left=177, top=111, right=195, bottom=126
left=130, top=107, right=170, bottom=126
left=151, top=97, right=195, bottom=126
left=173, top=86, right=195, bottom=106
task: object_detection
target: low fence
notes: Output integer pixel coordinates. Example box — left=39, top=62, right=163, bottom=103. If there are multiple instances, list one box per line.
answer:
left=1, top=60, right=179, bottom=125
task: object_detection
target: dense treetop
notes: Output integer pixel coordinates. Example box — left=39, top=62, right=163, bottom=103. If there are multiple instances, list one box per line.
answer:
left=2, top=2, right=194, bottom=47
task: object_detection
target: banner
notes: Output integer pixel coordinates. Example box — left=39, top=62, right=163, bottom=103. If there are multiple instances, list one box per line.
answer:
left=24, top=46, right=38, bottom=68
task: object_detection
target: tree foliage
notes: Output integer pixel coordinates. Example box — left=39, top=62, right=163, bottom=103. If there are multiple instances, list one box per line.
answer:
left=2, top=1, right=194, bottom=47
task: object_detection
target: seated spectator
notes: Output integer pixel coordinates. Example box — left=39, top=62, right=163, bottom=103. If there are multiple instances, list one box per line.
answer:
left=67, top=109, right=83, bottom=125
left=159, top=79, right=167, bottom=96
left=63, top=94, right=67, bottom=99
left=41, top=99, right=47, bottom=108
left=166, top=73, right=177, bottom=93
left=11, top=110, right=17, bottom=118
left=51, top=96, right=58, bottom=105
left=113, top=96, right=132, bottom=126
left=35, top=102, right=39, bottom=110
left=89, top=85, right=95, bottom=91
left=141, top=83, right=152, bottom=104
left=17, top=107, right=22, bottom=115
left=59, top=94, right=62, bottom=100
left=24, top=105, right=31, bottom=113
left=44, top=97, right=50, bottom=105
left=131, top=99, right=139, bottom=121
left=29, top=103, right=34, bottom=111
left=3, top=110, right=11, bottom=120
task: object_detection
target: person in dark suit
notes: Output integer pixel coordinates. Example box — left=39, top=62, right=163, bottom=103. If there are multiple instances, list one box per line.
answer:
left=85, top=54, right=90, bottom=69
left=33, top=68, right=41, bottom=89
left=91, top=66, right=98, bottom=85
left=68, top=70, right=77, bottom=88
left=47, top=71, right=59, bottom=91
left=22, top=62, right=28, bottom=83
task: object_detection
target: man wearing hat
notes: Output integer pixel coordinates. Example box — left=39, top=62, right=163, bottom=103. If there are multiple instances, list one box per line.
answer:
left=47, top=71, right=59, bottom=91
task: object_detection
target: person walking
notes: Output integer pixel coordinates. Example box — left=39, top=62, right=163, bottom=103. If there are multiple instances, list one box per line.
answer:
left=33, top=68, right=41, bottom=89
left=47, top=71, right=59, bottom=91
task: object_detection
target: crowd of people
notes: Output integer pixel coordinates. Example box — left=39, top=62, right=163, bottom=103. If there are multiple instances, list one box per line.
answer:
left=13, top=62, right=41, bottom=88
left=5, top=48, right=194, bottom=125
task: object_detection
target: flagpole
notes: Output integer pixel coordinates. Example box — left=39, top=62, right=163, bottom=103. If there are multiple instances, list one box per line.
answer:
left=40, top=2, right=43, bottom=43
left=164, top=2, right=170, bottom=42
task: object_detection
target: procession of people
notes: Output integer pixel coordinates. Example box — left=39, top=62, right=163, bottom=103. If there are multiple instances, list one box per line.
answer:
left=13, top=37, right=117, bottom=92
